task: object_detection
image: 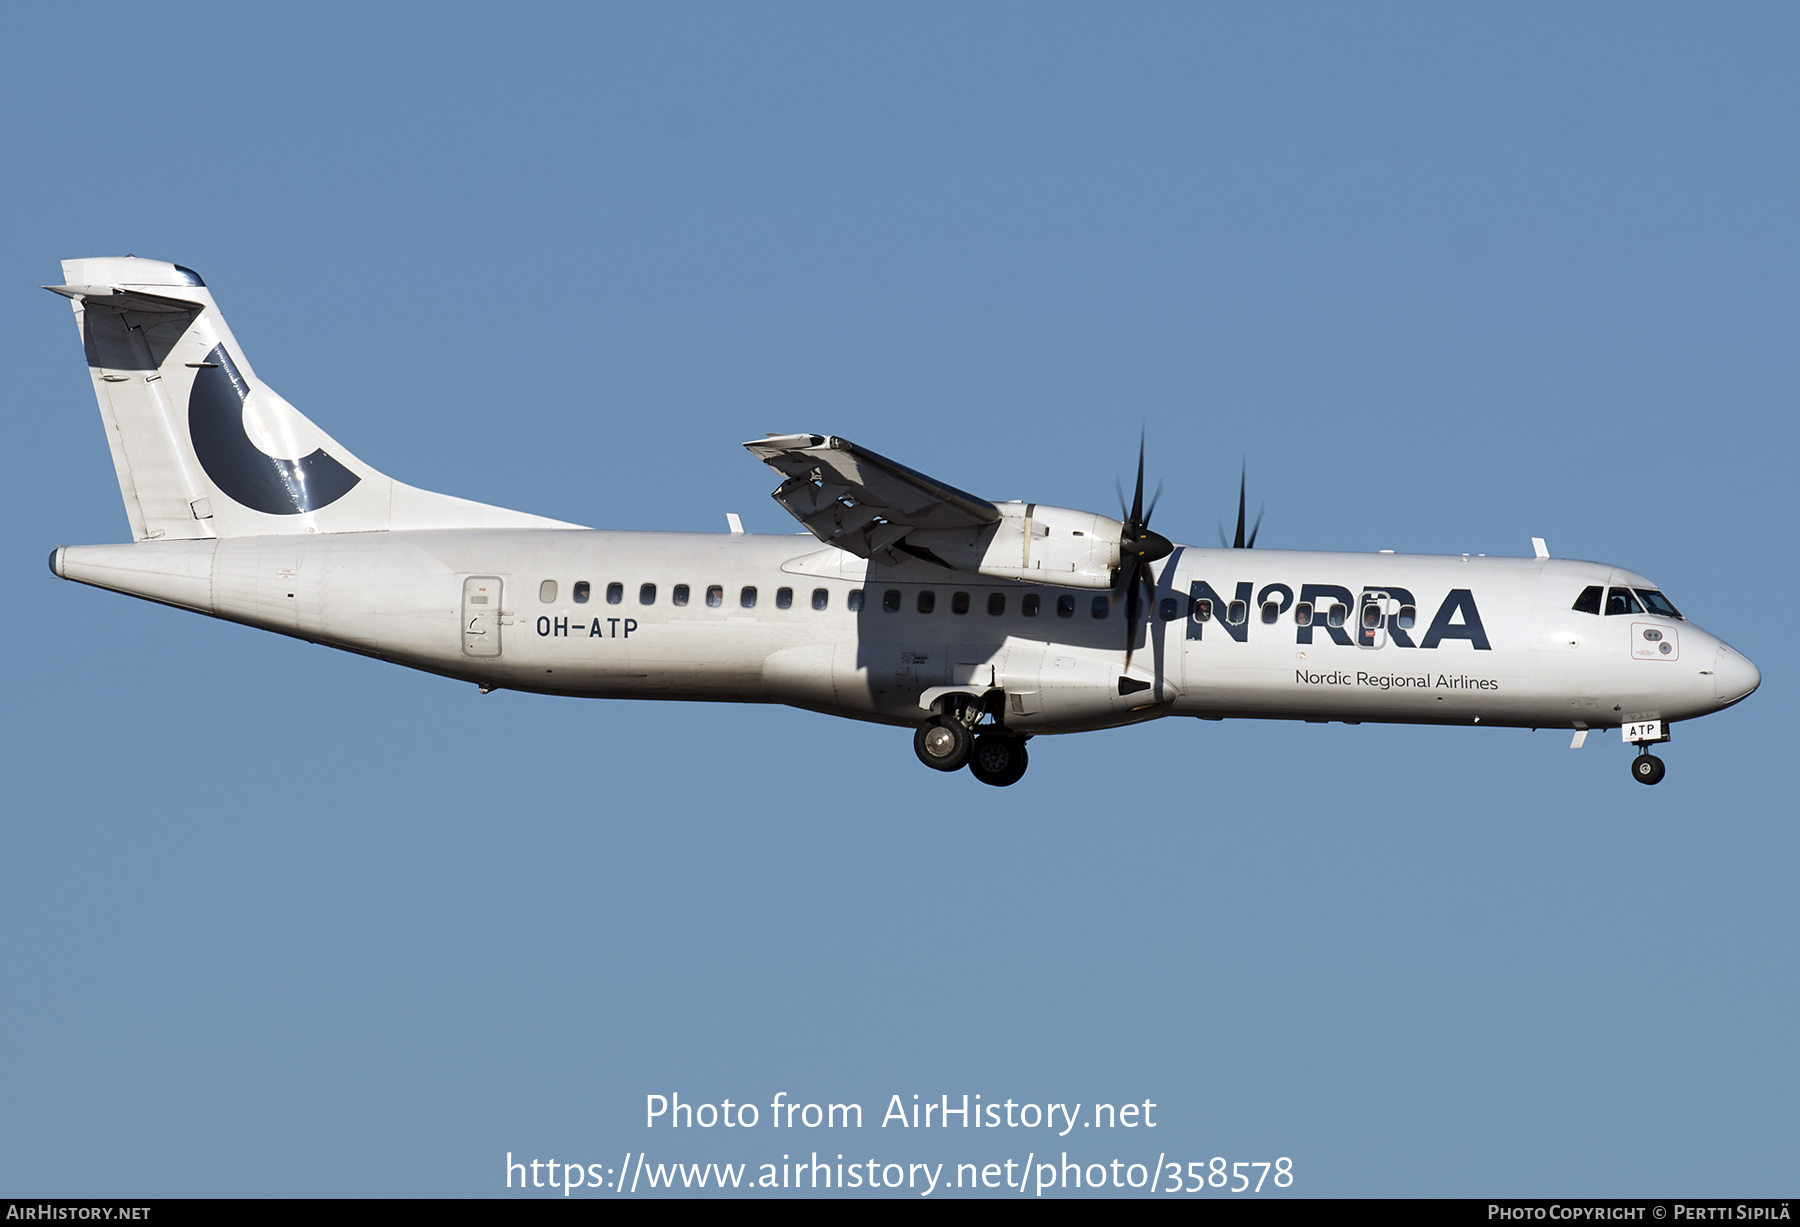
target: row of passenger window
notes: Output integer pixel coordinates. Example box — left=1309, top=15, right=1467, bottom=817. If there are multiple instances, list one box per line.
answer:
left=542, top=579, right=1684, bottom=624
left=1187, top=599, right=1401, bottom=629
left=539, top=579, right=842, bottom=610
left=535, top=577, right=1408, bottom=628
left=1571, top=585, right=1682, bottom=618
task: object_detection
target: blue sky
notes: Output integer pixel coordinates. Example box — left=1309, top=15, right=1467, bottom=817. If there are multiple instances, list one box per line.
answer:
left=2, top=2, right=1794, bottom=1196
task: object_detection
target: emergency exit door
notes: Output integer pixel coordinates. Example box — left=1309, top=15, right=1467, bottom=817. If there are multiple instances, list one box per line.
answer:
left=462, top=576, right=503, bottom=658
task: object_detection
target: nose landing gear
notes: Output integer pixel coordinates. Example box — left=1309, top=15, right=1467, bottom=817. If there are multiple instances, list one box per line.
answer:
left=1625, top=720, right=1670, bottom=785
left=1631, top=748, right=1666, bottom=785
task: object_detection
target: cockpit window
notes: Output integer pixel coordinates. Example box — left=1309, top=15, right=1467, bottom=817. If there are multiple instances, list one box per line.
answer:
left=1571, top=585, right=1602, bottom=615
left=1604, top=587, right=1644, bottom=616
left=1634, top=589, right=1682, bottom=619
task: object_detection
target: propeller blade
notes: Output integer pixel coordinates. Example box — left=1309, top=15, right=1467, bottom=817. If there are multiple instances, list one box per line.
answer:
left=1130, top=434, right=1147, bottom=527
left=1121, top=562, right=1141, bottom=664
left=1115, top=431, right=1169, bottom=671
left=1119, top=555, right=1142, bottom=636
left=1233, top=466, right=1248, bottom=549
left=1246, top=505, right=1264, bottom=549
left=1123, top=556, right=1161, bottom=671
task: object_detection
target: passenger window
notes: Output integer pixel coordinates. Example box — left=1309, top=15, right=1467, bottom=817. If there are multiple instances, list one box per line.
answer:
left=672, top=584, right=689, bottom=607
left=1022, top=594, right=1041, bottom=617
left=847, top=589, right=864, bottom=612
left=640, top=583, right=656, bottom=605
left=1159, top=597, right=1180, bottom=621
left=988, top=593, right=1006, bottom=615
left=606, top=582, right=623, bottom=605
left=951, top=591, right=970, bottom=615
left=573, top=581, right=590, bottom=604
left=1327, top=603, right=1347, bottom=627
left=1091, top=596, right=1109, bottom=619
left=1396, top=605, right=1416, bottom=629
left=1635, top=588, right=1682, bottom=619
left=539, top=580, right=558, bottom=603
left=740, top=586, right=757, bottom=609
left=1261, top=601, right=1280, bottom=624
left=1226, top=599, right=1247, bottom=625
left=917, top=590, right=936, bottom=614
left=1193, top=598, right=1213, bottom=622
left=883, top=589, right=901, bottom=613
left=1363, top=602, right=1383, bottom=629
left=1294, top=601, right=1313, bottom=627
left=776, top=587, right=793, bottom=610
left=1571, top=585, right=1603, bottom=615
left=706, top=585, right=723, bottom=608
left=1605, top=587, right=1643, bottom=616
left=812, top=588, right=829, bottom=611
left=1056, top=595, right=1076, bottom=618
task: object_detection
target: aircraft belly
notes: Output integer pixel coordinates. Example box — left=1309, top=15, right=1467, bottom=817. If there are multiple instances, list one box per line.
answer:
left=762, top=642, right=840, bottom=713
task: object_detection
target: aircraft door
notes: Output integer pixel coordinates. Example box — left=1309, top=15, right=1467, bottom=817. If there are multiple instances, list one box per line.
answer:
left=462, top=576, right=503, bottom=658
left=1358, top=590, right=1390, bottom=649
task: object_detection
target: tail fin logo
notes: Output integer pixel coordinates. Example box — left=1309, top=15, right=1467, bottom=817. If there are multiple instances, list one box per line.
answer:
left=187, top=345, right=359, bottom=515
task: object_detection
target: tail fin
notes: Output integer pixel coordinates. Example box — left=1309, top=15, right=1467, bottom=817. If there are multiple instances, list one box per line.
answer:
left=50, top=256, right=576, bottom=540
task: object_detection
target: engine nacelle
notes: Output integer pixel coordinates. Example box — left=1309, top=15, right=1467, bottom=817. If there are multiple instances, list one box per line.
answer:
left=905, top=502, right=1122, bottom=590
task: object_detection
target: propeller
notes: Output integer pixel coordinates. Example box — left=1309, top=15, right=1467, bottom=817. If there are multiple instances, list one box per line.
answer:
left=1217, top=463, right=1264, bottom=549
left=1117, top=434, right=1173, bottom=670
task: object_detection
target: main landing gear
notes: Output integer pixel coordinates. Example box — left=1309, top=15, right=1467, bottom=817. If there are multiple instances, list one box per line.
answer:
left=913, top=702, right=1030, bottom=786
left=968, top=733, right=1029, bottom=787
left=1631, top=748, right=1666, bottom=786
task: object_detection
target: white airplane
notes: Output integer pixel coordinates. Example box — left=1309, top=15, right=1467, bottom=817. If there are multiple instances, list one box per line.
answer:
left=47, top=257, right=1760, bottom=786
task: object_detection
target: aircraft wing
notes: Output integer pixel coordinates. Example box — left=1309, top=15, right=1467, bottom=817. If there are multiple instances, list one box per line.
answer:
left=743, top=434, right=999, bottom=560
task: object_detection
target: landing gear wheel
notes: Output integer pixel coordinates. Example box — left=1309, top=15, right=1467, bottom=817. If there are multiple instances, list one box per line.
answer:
left=968, top=734, right=1029, bottom=787
left=1632, top=753, right=1666, bottom=785
left=914, top=718, right=972, bottom=772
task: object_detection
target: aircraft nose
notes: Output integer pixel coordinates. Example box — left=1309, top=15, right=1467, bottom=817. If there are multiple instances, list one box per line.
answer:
left=1714, top=641, right=1761, bottom=706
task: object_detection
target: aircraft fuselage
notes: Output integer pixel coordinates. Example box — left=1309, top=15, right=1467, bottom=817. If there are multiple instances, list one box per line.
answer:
left=51, top=529, right=1757, bottom=738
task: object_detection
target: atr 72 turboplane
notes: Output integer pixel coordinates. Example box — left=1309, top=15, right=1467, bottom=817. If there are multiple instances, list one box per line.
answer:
left=47, top=257, right=1760, bottom=786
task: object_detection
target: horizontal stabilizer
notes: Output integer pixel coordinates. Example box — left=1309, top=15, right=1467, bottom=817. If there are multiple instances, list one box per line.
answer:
left=45, top=284, right=206, bottom=314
